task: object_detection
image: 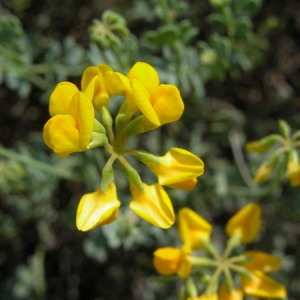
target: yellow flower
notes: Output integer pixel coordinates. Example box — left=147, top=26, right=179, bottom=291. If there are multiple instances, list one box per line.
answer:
left=253, top=163, right=273, bottom=184
left=81, top=63, right=124, bottom=109
left=241, top=270, right=286, bottom=299
left=218, top=284, right=243, bottom=300
left=187, top=293, right=218, bottom=300
left=43, top=89, right=94, bottom=158
left=237, top=250, right=286, bottom=298
left=123, top=62, right=184, bottom=127
left=153, top=247, right=191, bottom=278
left=129, top=182, right=175, bottom=228
left=76, top=183, right=121, bottom=231
left=178, top=207, right=213, bottom=250
left=286, top=161, right=300, bottom=186
left=49, top=81, right=79, bottom=116
left=225, top=203, right=261, bottom=244
left=242, top=251, right=281, bottom=273
left=146, top=148, right=204, bottom=190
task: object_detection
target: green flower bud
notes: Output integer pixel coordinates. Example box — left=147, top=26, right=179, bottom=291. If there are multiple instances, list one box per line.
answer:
left=93, top=119, right=106, bottom=134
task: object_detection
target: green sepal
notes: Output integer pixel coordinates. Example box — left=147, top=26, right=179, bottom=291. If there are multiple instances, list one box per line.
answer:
left=132, top=150, right=160, bottom=165
left=287, top=148, right=299, bottom=164
left=118, top=156, right=144, bottom=190
left=100, top=159, right=115, bottom=192
left=205, top=272, right=219, bottom=295
left=93, top=119, right=106, bottom=134
left=87, top=132, right=108, bottom=149
left=230, top=264, right=252, bottom=279
left=101, top=105, right=113, bottom=132
left=246, top=134, right=283, bottom=154
left=279, top=119, right=291, bottom=139
left=185, top=277, right=198, bottom=298
left=123, top=115, right=157, bottom=136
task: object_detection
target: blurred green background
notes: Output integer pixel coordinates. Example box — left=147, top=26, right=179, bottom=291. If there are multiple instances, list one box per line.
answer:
left=1, top=0, right=300, bottom=299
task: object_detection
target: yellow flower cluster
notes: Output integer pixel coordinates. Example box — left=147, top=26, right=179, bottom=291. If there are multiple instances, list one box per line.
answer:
left=153, top=203, right=287, bottom=299
left=246, top=119, right=300, bottom=187
left=43, top=62, right=205, bottom=230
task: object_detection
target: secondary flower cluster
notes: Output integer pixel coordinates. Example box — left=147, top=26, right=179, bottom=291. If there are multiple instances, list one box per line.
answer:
left=153, top=203, right=287, bottom=300
left=43, top=62, right=204, bottom=230
left=246, top=119, right=300, bottom=187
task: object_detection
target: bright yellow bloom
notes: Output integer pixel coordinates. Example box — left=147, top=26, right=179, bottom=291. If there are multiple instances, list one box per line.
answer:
left=76, top=183, right=121, bottom=231
left=253, top=163, right=273, bottom=184
left=49, top=82, right=79, bottom=116
left=225, top=203, right=261, bottom=244
left=146, top=148, right=204, bottom=190
left=187, top=293, right=218, bottom=300
left=129, top=183, right=175, bottom=228
left=286, top=161, right=300, bottom=186
left=242, top=251, right=281, bottom=273
left=124, top=62, right=184, bottom=126
left=178, top=207, right=213, bottom=250
left=81, top=63, right=124, bottom=109
left=218, top=284, right=243, bottom=300
left=153, top=247, right=191, bottom=278
left=241, top=270, right=286, bottom=299
left=43, top=88, right=94, bottom=158
left=237, top=251, right=286, bottom=299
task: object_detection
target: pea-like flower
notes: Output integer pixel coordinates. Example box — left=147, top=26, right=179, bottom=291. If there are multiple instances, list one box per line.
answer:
left=153, top=247, right=191, bottom=278
left=76, top=183, right=121, bottom=231
left=43, top=83, right=94, bottom=158
left=81, top=63, right=124, bottom=110
left=239, top=251, right=286, bottom=299
left=120, top=62, right=184, bottom=132
left=129, top=182, right=175, bottom=228
left=153, top=204, right=287, bottom=299
left=43, top=61, right=205, bottom=231
left=225, top=202, right=261, bottom=243
left=145, top=147, right=205, bottom=190
left=178, top=207, right=212, bottom=250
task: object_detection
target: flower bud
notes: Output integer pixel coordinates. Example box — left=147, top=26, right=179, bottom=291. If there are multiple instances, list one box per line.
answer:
left=225, top=203, right=261, bottom=244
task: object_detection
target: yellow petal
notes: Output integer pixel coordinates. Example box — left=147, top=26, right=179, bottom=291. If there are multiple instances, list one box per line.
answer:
left=187, top=293, right=218, bottom=300
left=81, top=64, right=124, bottom=109
left=49, top=82, right=78, bottom=116
left=131, top=79, right=160, bottom=126
left=253, top=163, right=273, bottom=184
left=43, top=114, right=79, bottom=158
left=218, top=284, right=243, bottom=300
left=127, top=61, right=159, bottom=94
left=166, top=178, right=198, bottom=190
left=67, top=91, right=94, bottom=149
left=150, top=84, right=184, bottom=125
left=105, top=70, right=125, bottom=95
left=76, top=183, right=121, bottom=231
left=242, top=251, right=281, bottom=273
left=81, top=66, right=99, bottom=100
left=286, top=162, right=300, bottom=186
left=153, top=247, right=183, bottom=275
left=241, top=270, right=287, bottom=299
left=153, top=247, right=192, bottom=278
left=147, top=148, right=204, bottom=187
left=225, top=203, right=261, bottom=244
left=178, top=207, right=212, bottom=250
left=129, top=183, right=175, bottom=228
